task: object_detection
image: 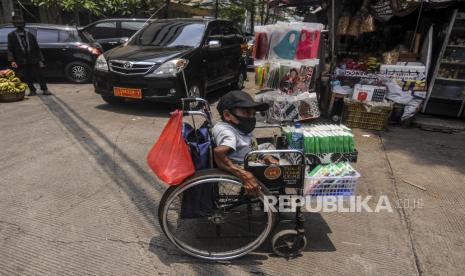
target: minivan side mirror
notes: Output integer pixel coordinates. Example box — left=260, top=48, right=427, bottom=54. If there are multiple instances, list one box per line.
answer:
left=208, top=40, right=221, bottom=49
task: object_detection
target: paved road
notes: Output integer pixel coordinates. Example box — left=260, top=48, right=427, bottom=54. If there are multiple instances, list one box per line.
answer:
left=0, top=80, right=464, bottom=275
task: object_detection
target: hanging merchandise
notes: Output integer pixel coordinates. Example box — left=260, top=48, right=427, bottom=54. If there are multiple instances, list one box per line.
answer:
left=259, top=91, right=320, bottom=123
left=253, top=32, right=270, bottom=60
left=254, top=22, right=324, bottom=62
left=390, top=0, right=419, bottom=17
left=347, top=14, right=362, bottom=37
left=294, top=65, right=315, bottom=94
left=370, top=0, right=394, bottom=22
left=296, top=29, right=321, bottom=60
left=360, top=14, right=376, bottom=33
left=253, top=22, right=323, bottom=123
left=272, top=30, right=300, bottom=60
left=337, top=13, right=351, bottom=35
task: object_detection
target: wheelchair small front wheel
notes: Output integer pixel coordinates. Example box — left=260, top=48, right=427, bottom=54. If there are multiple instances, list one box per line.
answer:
left=271, top=229, right=307, bottom=258
left=158, top=169, right=276, bottom=261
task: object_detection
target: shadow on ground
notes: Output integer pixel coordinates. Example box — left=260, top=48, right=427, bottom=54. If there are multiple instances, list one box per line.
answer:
left=377, top=126, right=465, bottom=176
left=39, top=94, right=267, bottom=275
left=149, top=211, right=334, bottom=267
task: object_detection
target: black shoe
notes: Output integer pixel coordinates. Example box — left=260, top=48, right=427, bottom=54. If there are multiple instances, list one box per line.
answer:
left=28, top=91, right=38, bottom=96
left=42, top=90, right=52, bottom=96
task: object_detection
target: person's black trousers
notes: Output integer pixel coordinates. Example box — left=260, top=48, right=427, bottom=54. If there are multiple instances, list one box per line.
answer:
left=17, top=64, right=48, bottom=92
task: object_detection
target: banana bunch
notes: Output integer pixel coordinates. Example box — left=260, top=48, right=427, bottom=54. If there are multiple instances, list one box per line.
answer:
left=364, top=57, right=380, bottom=72
left=0, top=70, right=27, bottom=95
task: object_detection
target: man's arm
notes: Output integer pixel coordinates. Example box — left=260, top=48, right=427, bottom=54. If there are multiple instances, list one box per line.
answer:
left=214, top=145, right=261, bottom=196
left=7, top=33, right=16, bottom=65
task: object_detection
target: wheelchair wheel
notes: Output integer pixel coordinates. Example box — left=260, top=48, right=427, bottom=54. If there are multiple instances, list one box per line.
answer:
left=271, top=229, right=307, bottom=258
left=158, top=169, right=276, bottom=261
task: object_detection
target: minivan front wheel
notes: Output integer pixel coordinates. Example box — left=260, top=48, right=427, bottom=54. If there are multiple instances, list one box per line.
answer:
left=186, top=81, right=205, bottom=99
left=65, top=62, right=92, bottom=83
left=232, top=71, right=246, bottom=90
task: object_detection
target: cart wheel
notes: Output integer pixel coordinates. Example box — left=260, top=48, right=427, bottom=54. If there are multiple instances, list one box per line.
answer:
left=271, top=229, right=307, bottom=258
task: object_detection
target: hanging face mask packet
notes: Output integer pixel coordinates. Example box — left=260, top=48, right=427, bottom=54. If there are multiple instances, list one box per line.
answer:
left=295, top=29, right=314, bottom=60
left=272, top=30, right=300, bottom=60
left=253, top=32, right=269, bottom=60
left=309, top=30, right=321, bottom=59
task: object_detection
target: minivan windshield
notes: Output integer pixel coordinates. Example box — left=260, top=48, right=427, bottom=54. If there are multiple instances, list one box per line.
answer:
left=129, top=22, right=205, bottom=48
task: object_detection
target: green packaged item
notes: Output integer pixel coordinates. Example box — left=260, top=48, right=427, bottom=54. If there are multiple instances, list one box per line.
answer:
left=313, top=133, right=320, bottom=154
left=328, top=133, right=335, bottom=153
left=348, top=134, right=355, bottom=153
left=308, top=133, right=315, bottom=154
left=337, top=133, right=344, bottom=153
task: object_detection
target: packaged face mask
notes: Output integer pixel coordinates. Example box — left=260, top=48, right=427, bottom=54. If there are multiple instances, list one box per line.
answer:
left=253, top=32, right=269, bottom=60
left=272, top=30, right=300, bottom=60
left=295, top=29, right=320, bottom=60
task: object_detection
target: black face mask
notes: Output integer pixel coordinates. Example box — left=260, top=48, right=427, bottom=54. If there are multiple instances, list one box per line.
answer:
left=231, top=112, right=256, bottom=134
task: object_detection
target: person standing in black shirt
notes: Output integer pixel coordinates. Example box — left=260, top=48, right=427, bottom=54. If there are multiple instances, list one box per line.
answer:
left=7, top=16, right=51, bottom=96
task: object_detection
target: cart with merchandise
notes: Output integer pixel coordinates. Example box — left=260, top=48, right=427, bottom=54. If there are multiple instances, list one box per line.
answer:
left=151, top=98, right=361, bottom=260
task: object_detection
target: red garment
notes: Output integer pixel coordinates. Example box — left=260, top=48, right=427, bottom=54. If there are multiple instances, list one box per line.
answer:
left=253, top=32, right=269, bottom=60
left=295, top=29, right=321, bottom=60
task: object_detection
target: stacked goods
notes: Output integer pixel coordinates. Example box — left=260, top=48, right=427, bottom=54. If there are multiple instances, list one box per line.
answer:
left=283, top=124, right=356, bottom=154
left=0, top=69, right=27, bottom=95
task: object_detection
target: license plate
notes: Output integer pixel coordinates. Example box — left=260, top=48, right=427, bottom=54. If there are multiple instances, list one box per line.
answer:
left=113, top=87, right=142, bottom=99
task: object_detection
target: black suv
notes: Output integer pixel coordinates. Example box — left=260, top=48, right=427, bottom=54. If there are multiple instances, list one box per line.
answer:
left=93, top=18, right=247, bottom=104
left=81, top=18, right=148, bottom=52
left=0, top=23, right=102, bottom=83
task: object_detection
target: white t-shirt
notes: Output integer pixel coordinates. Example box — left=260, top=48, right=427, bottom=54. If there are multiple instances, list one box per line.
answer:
left=212, top=121, right=252, bottom=164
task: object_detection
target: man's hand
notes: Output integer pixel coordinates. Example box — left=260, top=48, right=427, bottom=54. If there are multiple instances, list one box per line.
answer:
left=263, top=155, right=279, bottom=165
left=241, top=171, right=261, bottom=197
left=39, top=61, right=45, bottom=68
left=11, top=62, right=17, bottom=68
left=214, top=145, right=262, bottom=198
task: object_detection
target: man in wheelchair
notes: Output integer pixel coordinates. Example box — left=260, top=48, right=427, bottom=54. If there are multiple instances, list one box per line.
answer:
left=213, top=90, right=279, bottom=196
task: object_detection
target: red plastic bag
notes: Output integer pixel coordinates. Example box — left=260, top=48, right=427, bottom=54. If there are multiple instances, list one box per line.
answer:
left=147, top=110, right=195, bottom=185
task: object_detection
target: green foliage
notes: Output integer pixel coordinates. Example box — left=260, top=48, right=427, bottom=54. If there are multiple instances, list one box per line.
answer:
left=31, top=0, right=163, bottom=17
left=218, top=0, right=256, bottom=26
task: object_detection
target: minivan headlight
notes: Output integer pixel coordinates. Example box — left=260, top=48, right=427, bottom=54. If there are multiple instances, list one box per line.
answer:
left=151, top=59, right=189, bottom=77
left=95, top=55, right=108, bottom=71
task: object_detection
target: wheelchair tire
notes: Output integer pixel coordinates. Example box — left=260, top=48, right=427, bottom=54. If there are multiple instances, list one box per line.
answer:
left=271, top=229, right=307, bottom=258
left=158, top=169, right=276, bottom=261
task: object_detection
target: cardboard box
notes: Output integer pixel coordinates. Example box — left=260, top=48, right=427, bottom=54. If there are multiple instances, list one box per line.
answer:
left=352, top=84, right=387, bottom=102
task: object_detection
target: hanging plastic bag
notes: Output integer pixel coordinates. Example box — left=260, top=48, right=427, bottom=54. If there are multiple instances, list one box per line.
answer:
left=147, top=110, right=195, bottom=185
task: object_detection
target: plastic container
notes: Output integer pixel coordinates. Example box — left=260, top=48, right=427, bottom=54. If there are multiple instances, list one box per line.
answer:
left=304, top=165, right=360, bottom=197
left=289, top=122, right=304, bottom=152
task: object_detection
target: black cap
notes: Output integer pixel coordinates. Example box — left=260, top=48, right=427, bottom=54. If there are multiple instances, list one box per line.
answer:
left=217, top=90, right=269, bottom=115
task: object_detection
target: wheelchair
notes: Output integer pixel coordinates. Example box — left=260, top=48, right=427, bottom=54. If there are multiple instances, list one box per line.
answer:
left=158, top=98, right=307, bottom=261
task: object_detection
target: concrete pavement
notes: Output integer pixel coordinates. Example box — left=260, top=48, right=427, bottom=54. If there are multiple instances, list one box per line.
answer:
left=0, top=80, right=464, bottom=275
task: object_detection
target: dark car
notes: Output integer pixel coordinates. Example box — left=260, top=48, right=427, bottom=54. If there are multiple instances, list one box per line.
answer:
left=0, top=23, right=102, bottom=83
left=93, top=18, right=247, bottom=104
left=82, top=18, right=148, bottom=52
left=245, top=32, right=255, bottom=71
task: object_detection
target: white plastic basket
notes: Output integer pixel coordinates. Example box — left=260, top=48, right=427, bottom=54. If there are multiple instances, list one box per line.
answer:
left=303, top=171, right=360, bottom=197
